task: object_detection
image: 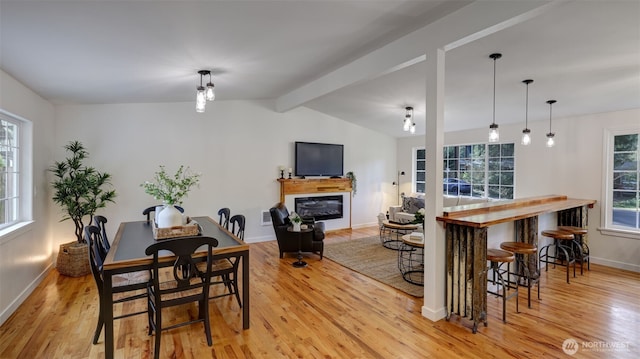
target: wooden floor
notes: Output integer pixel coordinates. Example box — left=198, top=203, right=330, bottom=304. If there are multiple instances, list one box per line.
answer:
left=1, top=226, right=639, bottom=358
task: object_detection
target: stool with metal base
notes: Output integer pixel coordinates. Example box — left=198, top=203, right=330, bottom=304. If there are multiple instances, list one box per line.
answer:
left=487, top=248, right=519, bottom=323
left=558, top=226, right=589, bottom=274
left=539, top=230, right=576, bottom=284
left=499, top=241, right=540, bottom=308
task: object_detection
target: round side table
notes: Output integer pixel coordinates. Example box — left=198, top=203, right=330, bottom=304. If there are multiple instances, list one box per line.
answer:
left=287, top=226, right=313, bottom=268
left=398, top=234, right=424, bottom=285
left=380, top=220, right=419, bottom=250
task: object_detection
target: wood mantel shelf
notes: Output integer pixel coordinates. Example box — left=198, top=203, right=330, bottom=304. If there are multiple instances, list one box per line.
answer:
left=278, top=178, right=352, bottom=203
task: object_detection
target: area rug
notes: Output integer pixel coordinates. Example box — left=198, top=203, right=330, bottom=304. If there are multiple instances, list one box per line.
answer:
left=323, top=236, right=424, bottom=297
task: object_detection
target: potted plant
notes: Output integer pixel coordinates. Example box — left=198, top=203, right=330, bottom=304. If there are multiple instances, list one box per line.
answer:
left=51, top=141, right=116, bottom=276
left=141, top=165, right=200, bottom=227
left=346, top=171, right=357, bottom=196
left=288, top=211, right=303, bottom=232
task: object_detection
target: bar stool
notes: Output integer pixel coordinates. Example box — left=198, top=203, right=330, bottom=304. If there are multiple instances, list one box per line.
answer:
left=558, top=226, right=590, bottom=274
left=499, top=241, right=539, bottom=308
left=487, top=248, right=518, bottom=323
left=539, top=230, right=576, bottom=283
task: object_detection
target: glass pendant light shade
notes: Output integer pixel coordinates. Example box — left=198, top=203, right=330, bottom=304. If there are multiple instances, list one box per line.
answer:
left=489, top=123, right=499, bottom=142
left=205, top=82, right=215, bottom=101
left=546, top=133, right=555, bottom=147
left=546, top=99, right=557, bottom=148
left=488, top=53, right=502, bottom=143
left=521, top=79, right=533, bottom=145
left=521, top=130, right=531, bottom=145
left=403, top=106, right=413, bottom=132
left=196, top=86, right=206, bottom=113
left=410, top=123, right=416, bottom=134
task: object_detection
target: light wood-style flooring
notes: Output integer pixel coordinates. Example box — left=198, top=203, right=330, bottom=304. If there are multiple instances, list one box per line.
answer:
left=1, top=226, right=639, bottom=358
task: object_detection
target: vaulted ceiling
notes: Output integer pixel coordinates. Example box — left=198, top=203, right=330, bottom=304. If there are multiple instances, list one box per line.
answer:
left=1, top=1, right=638, bottom=138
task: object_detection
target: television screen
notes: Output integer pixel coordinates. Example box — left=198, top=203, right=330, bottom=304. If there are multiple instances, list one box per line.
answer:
left=295, top=142, right=344, bottom=177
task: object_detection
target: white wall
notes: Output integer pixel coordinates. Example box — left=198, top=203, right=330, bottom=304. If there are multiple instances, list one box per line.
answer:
left=398, top=108, right=640, bottom=271
left=52, top=100, right=397, bottom=247
left=0, top=69, right=55, bottom=325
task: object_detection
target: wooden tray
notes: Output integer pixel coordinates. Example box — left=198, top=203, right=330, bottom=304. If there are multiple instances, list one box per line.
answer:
left=152, top=218, right=200, bottom=240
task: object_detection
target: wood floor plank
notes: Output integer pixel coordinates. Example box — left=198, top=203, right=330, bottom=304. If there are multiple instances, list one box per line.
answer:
left=1, top=226, right=639, bottom=358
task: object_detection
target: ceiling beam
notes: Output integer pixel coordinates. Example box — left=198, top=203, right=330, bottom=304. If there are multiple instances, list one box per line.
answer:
left=276, top=0, right=563, bottom=112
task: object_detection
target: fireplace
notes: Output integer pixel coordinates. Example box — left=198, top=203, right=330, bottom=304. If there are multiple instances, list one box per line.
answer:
left=295, top=195, right=343, bottom=221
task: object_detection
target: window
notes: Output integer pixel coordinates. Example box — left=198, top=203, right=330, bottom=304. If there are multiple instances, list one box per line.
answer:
left=487, top=143, right=514, bottom=200
left=0, top=109, right=29, bottom=233
left=415, top=149, right=425, bottom=193
left=414, top=142, right=515, bottom=199
left=604, top=131, right=639, bottom=234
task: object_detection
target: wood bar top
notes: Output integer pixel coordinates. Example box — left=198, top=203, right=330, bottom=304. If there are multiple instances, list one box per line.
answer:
left=436, top=195, right=596, bottom=228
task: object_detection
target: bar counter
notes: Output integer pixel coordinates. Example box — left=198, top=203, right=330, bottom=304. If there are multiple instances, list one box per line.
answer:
left=436, top=195, right=595, bottom=333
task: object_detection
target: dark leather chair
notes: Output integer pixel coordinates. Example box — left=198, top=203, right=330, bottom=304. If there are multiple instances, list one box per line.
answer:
left=217, top=207, right=230, bottom=229
left=142, top=205, right=184, bottom=222
left=146, top=236, right=218, bottom=359
left=269, top=203, right=325, bottom=259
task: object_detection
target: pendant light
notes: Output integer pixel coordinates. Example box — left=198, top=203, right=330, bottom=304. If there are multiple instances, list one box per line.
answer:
left=196, top=70, right=216, bottom=113
left=488, top=53, right=502, bottom=142
left=205, top=72, right=215, bottom=101
left=521, top=79, right=533, bottom=145
left=546, top=99, right=557, bottom=147
left=403, top=107, right=413, bottom=132
left=410, top=122, right=416, bottom=134
left=196, top=70, right=208, bottom=113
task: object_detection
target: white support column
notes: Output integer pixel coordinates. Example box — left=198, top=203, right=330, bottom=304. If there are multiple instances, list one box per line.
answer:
left=422, top=48, right=446, bottom=321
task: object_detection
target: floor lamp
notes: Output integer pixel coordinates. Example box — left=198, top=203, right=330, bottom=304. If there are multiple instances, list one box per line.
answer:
left=392, top=171, right=405, bottom=205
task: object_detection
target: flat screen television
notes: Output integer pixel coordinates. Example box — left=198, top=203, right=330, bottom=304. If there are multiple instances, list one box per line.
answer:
left=295, top=141, right=344, bottom=177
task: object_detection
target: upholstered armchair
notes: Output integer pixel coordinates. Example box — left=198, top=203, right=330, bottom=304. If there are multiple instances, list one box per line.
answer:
left=269, top=203, right=325, bottom=259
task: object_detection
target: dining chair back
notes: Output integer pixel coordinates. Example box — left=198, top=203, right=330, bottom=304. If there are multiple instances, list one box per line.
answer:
left=229, top=214, right=246, bottom=240
left=93, top=215, right=111, bottom=258
left=143, top=205, right=184, bottom=222
left=145, top=236, right=219, bottom=359
left=217, top=207, right=230, bottom=229
left=85, top=225, right=149, bottom=345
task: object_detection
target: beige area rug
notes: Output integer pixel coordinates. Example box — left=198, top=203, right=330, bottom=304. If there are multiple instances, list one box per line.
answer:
left=323, top=236, right=424, bottom=297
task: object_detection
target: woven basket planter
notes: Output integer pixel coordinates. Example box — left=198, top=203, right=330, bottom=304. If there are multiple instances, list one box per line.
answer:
left=56, top=241, right=90, bottom=277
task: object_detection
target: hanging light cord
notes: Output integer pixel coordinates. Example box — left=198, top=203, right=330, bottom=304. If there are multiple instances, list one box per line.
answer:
left=549, top=102, right=553, bottom=132
left=492, top=57, right=496, bottom=126
left=525, top=83, right=529, bottom=128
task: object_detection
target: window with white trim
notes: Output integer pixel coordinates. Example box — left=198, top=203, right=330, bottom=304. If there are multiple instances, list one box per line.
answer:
left=606, top=131, right=639, bottom=232
left=0, top=110, right=28, bottom=232
left=414, top=142, right=515, bottom=199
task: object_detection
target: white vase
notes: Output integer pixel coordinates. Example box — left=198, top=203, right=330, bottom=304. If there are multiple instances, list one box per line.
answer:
left=157, top=205, right=183, bottom=228
left=292, top=222, right=301, bottom=232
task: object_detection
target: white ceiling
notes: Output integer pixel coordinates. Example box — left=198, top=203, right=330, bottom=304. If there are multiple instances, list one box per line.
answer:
left=1, top=1, right=639, bottom=138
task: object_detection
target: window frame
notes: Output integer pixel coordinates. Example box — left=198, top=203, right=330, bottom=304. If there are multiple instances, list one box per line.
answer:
left=413, top=142, right=516, bottom=200
left=600, top=128, right=640, bottom=240
left=0, top=108, right=33, bottom=242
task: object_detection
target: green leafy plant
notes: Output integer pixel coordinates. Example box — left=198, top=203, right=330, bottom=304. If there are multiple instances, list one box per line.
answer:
left=51, top=141, right=116, bottom=243
left=412, top=208, right=425, bottom=224
left=346, top=171, right=357, bottom=196
left=288, top=212, right=302, bottom=224
left=141, top=165, right=201, bottom=205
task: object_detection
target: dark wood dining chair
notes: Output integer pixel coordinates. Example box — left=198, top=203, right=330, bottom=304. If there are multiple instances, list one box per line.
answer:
left=145, top=236, right=219, bottom=359
left=229, top=214, right=245, bottom=240
left=93, top=215, right=110, bottom=257
left=198, top=214, right=245, bottom=308
left=217, top=207, right=230, bottom=229
left=142, top=205, right=184, bottom=222
left=85, top=225, right=149, bottom=345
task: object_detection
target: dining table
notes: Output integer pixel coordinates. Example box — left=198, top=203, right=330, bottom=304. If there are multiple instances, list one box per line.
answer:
left=102, top=216, right=250, bottom=359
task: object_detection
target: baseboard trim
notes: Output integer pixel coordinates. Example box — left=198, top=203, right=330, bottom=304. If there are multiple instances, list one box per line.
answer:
left=0, top=263, right=52, bottom=327
left=591, top=257, right=640, bottom=273
left=421, top=305, right=447, bottom=322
